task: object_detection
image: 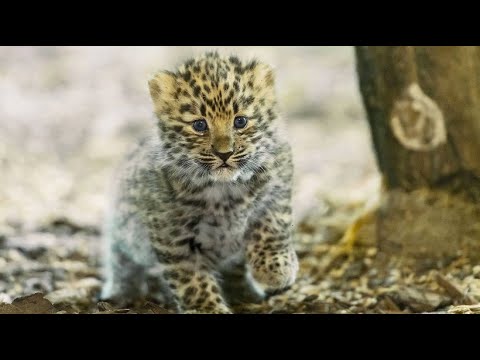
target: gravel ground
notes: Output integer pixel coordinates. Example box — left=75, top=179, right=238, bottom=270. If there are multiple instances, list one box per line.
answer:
left=1, top=46, right=478, bottom=314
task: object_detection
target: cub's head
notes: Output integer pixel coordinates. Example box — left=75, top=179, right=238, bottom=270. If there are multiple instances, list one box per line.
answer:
left=148, top=52, right=279, bottom=183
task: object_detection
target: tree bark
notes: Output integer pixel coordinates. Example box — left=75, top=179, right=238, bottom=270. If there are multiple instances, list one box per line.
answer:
left=355, top=46, right=480, bottom=266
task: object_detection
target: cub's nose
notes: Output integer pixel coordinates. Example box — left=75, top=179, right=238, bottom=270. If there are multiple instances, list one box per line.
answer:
left=212, top=147, right=233, bottom=162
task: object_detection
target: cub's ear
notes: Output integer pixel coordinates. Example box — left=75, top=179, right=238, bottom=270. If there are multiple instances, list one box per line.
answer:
left=148, top=71, right=177, bottom=115
left=249, top=62, right=276, bottom=101
left=252, top=62, right=275, bottom=89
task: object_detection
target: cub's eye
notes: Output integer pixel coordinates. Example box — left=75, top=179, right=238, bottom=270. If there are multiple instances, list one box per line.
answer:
left=192, top=119, right=208, bottom=132
left=234, top=116, right=248, bottom=129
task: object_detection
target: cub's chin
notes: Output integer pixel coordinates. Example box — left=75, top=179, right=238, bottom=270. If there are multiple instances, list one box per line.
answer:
left=210, top=165, right=239, bottom=182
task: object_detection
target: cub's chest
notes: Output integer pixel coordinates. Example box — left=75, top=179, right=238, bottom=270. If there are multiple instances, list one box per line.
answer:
left=193, top=185, right=254, bottom=256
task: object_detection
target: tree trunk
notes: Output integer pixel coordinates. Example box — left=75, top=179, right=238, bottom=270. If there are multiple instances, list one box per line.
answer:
left=355, top=46, right=480, bottom=267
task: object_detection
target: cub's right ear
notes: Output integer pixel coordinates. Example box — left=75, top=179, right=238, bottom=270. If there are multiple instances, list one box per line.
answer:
left=148, top=71, right=177, bottom=115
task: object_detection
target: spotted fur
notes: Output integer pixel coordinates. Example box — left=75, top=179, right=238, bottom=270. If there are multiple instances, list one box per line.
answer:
left=101, top=52, right=298, bottom=313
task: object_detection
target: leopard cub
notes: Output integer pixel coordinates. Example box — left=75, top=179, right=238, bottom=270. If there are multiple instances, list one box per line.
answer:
left=101, top=52, right=298, bottom=313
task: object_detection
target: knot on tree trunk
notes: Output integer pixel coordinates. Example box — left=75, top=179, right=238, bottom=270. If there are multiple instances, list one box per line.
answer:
left=390, top=83, right=446, bottom=152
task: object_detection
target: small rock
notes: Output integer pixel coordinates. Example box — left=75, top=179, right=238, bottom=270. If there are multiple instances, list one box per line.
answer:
left=142, top=301, right=172, bottom=314
left=0, top=303, right=22, bottom=314
left=363, top=297, right=377, bottom=308
left=11, top=293, right=56, bottom=314
left=366, top=247, right=377, bottom=257
left=448, top=304, right=480, bottom=314
left=303, top=294, right=318, bottom=302
left=304, top=301, right=335, bottom=313
left=55, top=303, right=78, bottom=314
left=472, top=266, right=480, bottom=277
left=386, top=286, right=451, bottom=312
left=97, top=301, right=114, bottom=312
left=344, top=261, right=365, bottom=280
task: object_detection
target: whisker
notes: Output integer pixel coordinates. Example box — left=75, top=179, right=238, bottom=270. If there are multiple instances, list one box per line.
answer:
left=232, top=153, right=248, bottom=159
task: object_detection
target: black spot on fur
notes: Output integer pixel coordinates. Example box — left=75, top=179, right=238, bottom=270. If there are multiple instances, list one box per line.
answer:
left=243, top=96, right=254, bottom=107
left=245, top=60, right=258, bottom=71
left=229, top=56, right=240, bottom=65
left=189, top=238, right=202, bottom=253
left=180, top=104, right=192, bottom=114
left=194, top=85, right=201, bottom=97
left=185, top=286, right=197, bottom=297
left=234, top=66, right=245, bottom=75
left=164, top=270, right=179, bottom=280
left=182, top=72, right=191, bottom=82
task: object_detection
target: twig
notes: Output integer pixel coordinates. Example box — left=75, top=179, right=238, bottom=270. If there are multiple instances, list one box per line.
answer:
left=435, top=273, right=476, bottom=305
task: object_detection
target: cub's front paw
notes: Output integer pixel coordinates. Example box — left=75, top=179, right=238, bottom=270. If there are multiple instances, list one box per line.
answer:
left=249, top=248, right=299, bottom=293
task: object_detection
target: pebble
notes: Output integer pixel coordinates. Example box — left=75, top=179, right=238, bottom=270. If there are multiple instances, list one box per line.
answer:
left=472, top=265, right=480, bottom=277
left=303, top=294, right=318, bottom=302
left=366, top=247, right=377, bottom=257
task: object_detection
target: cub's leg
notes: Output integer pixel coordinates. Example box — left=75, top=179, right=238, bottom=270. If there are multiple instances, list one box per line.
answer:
left=219, top=255, right=265, bottom=305
left=152, top=234, right=232, bottom=313
left=245, top=209, right=299, bottom=294
left=161, top=260, right=231, bottom=314
left=100, top=216, right=154, bottom=305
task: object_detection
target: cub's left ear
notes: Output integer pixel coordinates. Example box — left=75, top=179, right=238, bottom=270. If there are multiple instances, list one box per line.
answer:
left=252, top=63, right=276, bottom=89
left=148, top=71, right=177, bottom=115
left=249, top=63, right=276, bottom=101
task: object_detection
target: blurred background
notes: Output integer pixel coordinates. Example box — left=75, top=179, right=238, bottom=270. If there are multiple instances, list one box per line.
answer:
left=0, top=46, right=381, bottom=312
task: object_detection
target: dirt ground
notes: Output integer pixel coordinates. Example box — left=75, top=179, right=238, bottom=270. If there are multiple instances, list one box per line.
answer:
left=1, top=47, right=479, bottom=314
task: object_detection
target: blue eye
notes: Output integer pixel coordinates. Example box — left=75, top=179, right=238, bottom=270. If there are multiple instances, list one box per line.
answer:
left=234, top=116, right=248, bottom=129
left=192, top=119, right=208, bottom=132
